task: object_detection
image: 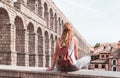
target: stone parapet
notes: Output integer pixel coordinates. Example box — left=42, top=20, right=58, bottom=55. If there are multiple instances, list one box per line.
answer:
left=0, top=65, right=120, bottom=78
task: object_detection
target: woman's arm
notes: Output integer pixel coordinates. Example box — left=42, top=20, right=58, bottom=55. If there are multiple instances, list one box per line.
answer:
left=46, top=40, right=59, bottom=71
left=74, top=37, right=79, bottom=60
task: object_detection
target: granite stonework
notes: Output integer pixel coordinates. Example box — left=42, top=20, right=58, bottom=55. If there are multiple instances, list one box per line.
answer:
left=0, top=65, right=120, bottom=78
left=0, top=0, right=90, bottom=68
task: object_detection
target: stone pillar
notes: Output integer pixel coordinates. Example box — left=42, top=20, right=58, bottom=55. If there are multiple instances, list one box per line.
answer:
left=38, top=6, right=43, bottom=17
left=55, top=20, right=58, bottom=33
left=41, top=6, right=45, bottom=18
left=52, top=16, right=54, bottom=31
left=49, top=39, right=52, bottom=67
left=57, top=21, right=59, bottom=34
left=45, top=37, right=50, bottom=67
left=99, top=64, right=101, bottom=69
left=51, top=40, right=55, bottom=65
left=10, top=23, right=17, bottom=66
left=42, top=37, right=46, bottom=67
left=24, top=30, right=29, bottom=66
left=38, top=36, right=44, bottom=67
left=59, top=22, right=61, bottom=35
left=37, top=0, right=42, bottom=16
left=0, top=20, right=16, bottom=65
left=35, top=0, right=38, bottom=14
left=27, top=0, right=36, bottom=11
left=29, top=33, right=36, bottom=67
left=35, top=33, right=38, bottom=67
left=45, top=12, right=49, bottom=28
left=105, top=64, right=109, bottom=71
left=50, top=16, right=54, bottom=30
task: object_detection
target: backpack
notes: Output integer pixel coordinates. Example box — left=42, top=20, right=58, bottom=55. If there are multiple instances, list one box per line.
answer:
left=57, top=46, right=73, bottom=72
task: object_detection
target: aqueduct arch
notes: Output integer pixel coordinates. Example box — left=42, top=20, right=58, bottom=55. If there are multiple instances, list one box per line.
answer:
left=15, top=16, right=25, bottom=66
left=0, top=0, right=90, bottom=68
left=0, top=8, right=11, bottom=65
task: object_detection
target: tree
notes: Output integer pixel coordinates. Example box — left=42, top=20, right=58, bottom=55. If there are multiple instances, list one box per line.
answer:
left=94, top=43, right=100, bottom=48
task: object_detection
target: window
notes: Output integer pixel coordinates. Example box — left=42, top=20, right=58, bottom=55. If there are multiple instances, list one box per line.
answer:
left=102, top=55, right=104, bottom=58
left=95, top=64, right=98, bottom=68
left=98, top=55, right=100, bottom=58
left=104, top=46, right=106, bottom=49
left=106, top=55, right=109, bottom=58
left=113, top=59, right=117, bottom=65
left=102, top=64, right=105, bottom=69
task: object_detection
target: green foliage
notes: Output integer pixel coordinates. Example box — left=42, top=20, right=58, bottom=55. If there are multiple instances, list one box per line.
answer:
left=94, top=43, right=100, bottom=48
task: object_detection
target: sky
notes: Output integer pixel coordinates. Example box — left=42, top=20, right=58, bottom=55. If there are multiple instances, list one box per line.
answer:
left=52, top=0, right=120, bottom=45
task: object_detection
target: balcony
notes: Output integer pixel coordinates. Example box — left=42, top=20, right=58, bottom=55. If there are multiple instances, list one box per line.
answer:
left=0, top=65, right=120, bottom=78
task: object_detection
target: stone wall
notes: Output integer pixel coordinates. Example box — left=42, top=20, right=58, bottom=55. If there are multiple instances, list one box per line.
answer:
left=0, top=0, right=90, bottom=67
left=0, top=65, right=120, bottom=78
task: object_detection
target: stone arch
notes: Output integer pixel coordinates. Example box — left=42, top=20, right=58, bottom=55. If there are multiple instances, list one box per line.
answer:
left=50, top=34, right=54, bottom=64
left=43, top=2, right=48, bottom=21
left=58, top=17, right=61, bottom=34
left=27, top=0, right=35, bottom=10
left=54, top=13, right=57, bottom=33
left=14, top=16, right=25, bottom=66
left=49, top=8, right=53, bottom=30
left=112, top=59, right=117, bottom=65
left=0, top=8, right=11, bottom=65
left=38, top=0, right=42, bottom=16
left=27, top=22, right=34, bottom=32
left=44, top=31, right=49, bottom=67
left=0, top=8, right=10, bottom=26
left=37, top=27, right=43, bottom=67
left=55, top=35, right=58, bottom=41
left=27, top=22, right=35, bottom=67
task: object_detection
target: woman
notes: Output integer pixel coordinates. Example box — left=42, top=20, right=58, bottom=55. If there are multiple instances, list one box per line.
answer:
left=47, top=22, right=91, bottom=71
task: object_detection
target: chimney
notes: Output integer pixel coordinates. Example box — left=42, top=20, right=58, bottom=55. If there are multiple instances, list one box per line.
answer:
left=117, top=41, right=120, bottom=48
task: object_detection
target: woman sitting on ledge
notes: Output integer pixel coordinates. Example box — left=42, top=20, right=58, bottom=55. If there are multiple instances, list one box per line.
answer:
left=47, top=22, right=91, bottom=72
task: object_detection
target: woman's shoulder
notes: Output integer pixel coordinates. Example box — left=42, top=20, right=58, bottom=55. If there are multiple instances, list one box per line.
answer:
left=73, top=36, right=77, bottom=41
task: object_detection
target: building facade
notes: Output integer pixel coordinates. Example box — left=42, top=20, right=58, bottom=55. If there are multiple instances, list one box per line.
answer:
left=0, top=0, right=90, bottom=67
left=90, top=41, right=120, bottom=71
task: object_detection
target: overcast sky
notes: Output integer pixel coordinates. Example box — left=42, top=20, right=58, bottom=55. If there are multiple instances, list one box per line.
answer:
left=52, top=0, right=120, bottom=45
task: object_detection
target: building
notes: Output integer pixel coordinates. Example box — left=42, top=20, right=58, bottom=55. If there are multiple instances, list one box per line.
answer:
left=0, top=0, right=90, bottom=67
left=90, top=41, right=120, bottom=71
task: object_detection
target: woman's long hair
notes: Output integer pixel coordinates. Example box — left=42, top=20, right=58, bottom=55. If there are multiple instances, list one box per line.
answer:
left=59, top=22, right=74, bottom=48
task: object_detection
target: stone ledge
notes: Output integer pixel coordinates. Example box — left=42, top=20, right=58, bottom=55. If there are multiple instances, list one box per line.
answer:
left=0, top=65, right=120, bottom=78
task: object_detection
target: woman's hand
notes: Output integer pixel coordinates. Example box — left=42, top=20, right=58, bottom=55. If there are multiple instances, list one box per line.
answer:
left=46, top=66, right=54, bottom=71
